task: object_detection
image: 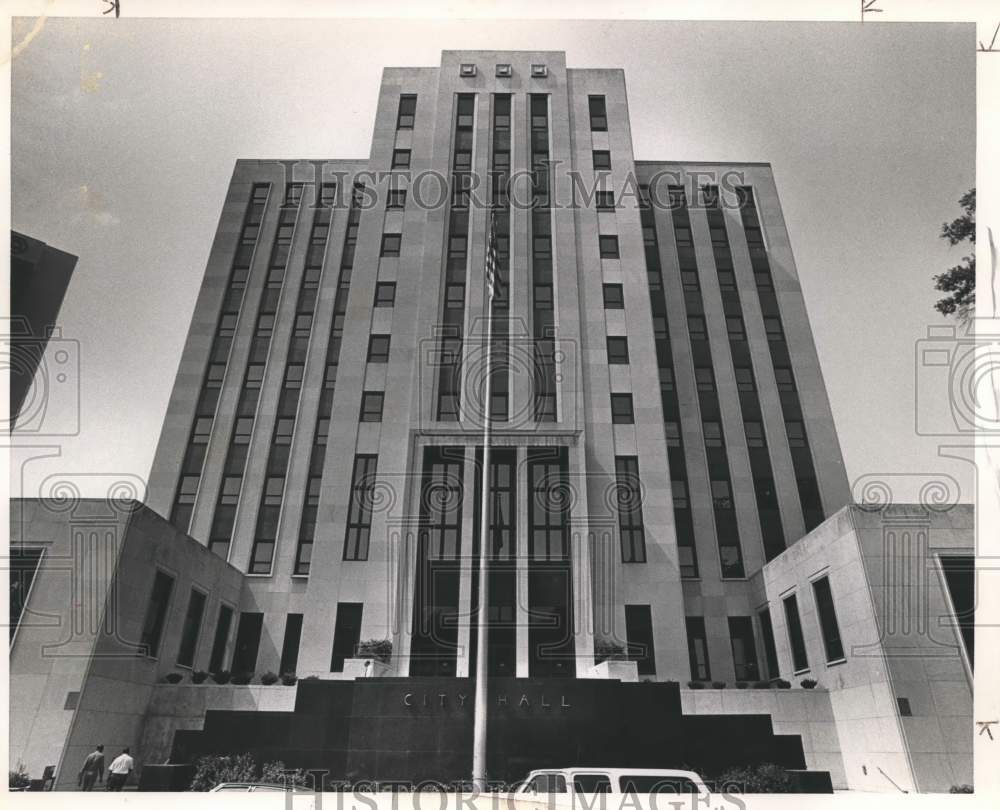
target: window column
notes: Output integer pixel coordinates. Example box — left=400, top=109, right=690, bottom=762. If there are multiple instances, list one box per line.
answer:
left=530, top=94, right=557, bottom=422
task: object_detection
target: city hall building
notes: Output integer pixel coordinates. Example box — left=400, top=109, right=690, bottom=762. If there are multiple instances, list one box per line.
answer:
left=10, top=51, right=974, bottom=792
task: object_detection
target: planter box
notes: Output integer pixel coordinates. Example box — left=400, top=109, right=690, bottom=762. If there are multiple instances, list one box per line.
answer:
left=342, top=658, right=393, bottom=679
left=588, top=660, right=639, bottom=682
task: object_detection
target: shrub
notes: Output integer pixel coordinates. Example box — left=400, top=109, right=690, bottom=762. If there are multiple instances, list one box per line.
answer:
left=260, top=671, right=279, bottom=685
left=211, top=670, right=231, bottom=685
left=711, top=681, right=726, bottom=689
left=753, top=680, right=772, bottom=689
left=357, top=638, right=392, bottom=664
left=231, top=671, right=254, bottom=685
left=280, top=672, right=298, bottom=686
left=189, top=753, right=257, bottom=791
left=163, top=672, right=184, bottom=684
left=775, top=678, right=792, bottom=689
left=9, top=762, right=30, bottom=790
left=191, top=670, right=209, bottom=684
left=260, top=761, right=310, bottom=789
left=716, top=763, right=794, bottom=793
left=301, top=675, right=320, bottom=682
left=950, top=785, right=973, bottom=794
left=687, top=680, right=706, bottom=689
left=800, top=678, right=818, bottom=689
left=594, top=640, right=628, bottom=664
left=736, top=681, right=750, bottom=689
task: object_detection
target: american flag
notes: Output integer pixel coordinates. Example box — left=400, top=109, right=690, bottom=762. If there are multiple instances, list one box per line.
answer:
left=485, top=207, right=502, bottom=304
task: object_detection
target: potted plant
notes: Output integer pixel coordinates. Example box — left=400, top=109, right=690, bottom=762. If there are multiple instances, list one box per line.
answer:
left=231, top=671, right=254, bottom=685
left=163, top=672, right=184, bottom=684
left=687, top=680, right=706, bottom=690
left=800, top=678, right=818, bottom=689
left=736, top=681, right=750, bottom=689
left=775, top=678, right=792, bottom=689
left=211, top=670, right=231, bottom=685
left=260, top=671, right=279, bottom=685
left=711, top=681, right=726, bottom=689
left=357, top=639, right=393, bottom=664
left=280, top=672, right=298, bottom=686
left=9, top=763, right=31, bottom=791
left=191, top=670, right=209, bottom=684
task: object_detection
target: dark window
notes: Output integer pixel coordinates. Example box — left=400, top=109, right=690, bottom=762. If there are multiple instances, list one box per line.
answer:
left=374, top=282, right=396, bottom=307
left=140, top=570, right=175, bottom=658
left=688, top=316, right=707, bottom=341
left=940, top=555, right=975, bottom=667
left=380, top=234, right=402, bottom=257
left=603, top=283, right=624, bottom=309
left=593, top=150, right=612, bottom=170
left=231, top=612, right=263, bottom=674
left=783, top=593, right=809, bottom=672
left=391, top=149, right=411, bottom=169
left=774, top=367, right=796, bottom=391
left=695, top=367, right=715, bottom=392
left=8, top=547, right=43, bottom=641
left=786, top=420, right=807, bottom=447
left=758, top=607, right=780, bottom=679
left=599, top=235, right=620, bottom=258
left=359, top=391, right=385, bottom=423
left=387, top=189, right=407, bottom=209
left=735, top=367, right=756, bottom=392
left=573, top=775, right=612, bottom=794
left=596, top=191, right=615, bottom=210
left=176, top=589, right=207, bottom=669
left=728, top=616, right=760, bottom=681
left=611, top=393, right=635, bottom=424
left=588, top=95, right=608, bottom=131
left=396, top=94, right=416, bottom=129
left=367, top=335, right=391, bottom=363
left=615, top=457, right=646, bottom=563
left=812, top=576, right=845, bottom=663
left=686, top=616, right=711, bottom=680
left=344, top=455, right=377, bottom=560
left=331, top=602, right=363, bottom=672
left=606, top=336, right=630, bottom=364
left=619, top=776, right=702, bottom=794
left=625, top=604, right=655, bottom=674
left=279, top=613, right=303, bottom=675
left=727, top=316, right=746, bottom=341
left=764, top=317, right=784, bottom=341
left=745, top=421, right=766, bottom=447
left=208, top=604, right=234, bottom=674
left=703, top=421, right=723, bottom=447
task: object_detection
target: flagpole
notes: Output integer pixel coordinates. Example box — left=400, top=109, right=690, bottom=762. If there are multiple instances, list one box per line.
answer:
left=472, top=209, right=495, bottom=792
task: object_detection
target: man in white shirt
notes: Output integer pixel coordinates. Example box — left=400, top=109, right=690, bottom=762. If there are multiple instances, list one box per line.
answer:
left=106, top=747, right=134, bottom=791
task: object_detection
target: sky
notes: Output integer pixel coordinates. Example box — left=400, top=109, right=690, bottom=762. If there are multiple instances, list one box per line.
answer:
left=10, top=16, right=976, bottom=505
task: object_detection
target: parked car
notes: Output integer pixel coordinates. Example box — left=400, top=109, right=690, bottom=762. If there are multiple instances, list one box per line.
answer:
left=516, top=768, right=710, bottom=798
left=209, top=782, right=313, bottom=793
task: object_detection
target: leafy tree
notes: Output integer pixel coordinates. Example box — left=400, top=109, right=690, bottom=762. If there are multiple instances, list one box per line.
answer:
left=933, top=188, right=975, bottom=322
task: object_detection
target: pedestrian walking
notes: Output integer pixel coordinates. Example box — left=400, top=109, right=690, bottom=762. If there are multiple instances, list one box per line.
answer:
left=77, top=744, right=104, bottom=791
left=105, top=747, right=134, bottom=791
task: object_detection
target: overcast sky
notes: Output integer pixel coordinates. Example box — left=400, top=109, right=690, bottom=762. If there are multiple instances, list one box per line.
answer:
left=10, top=17, right=975, bottom=505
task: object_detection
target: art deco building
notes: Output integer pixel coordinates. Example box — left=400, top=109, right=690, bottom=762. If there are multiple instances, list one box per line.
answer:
left=10, top=51, right=974, bottom=793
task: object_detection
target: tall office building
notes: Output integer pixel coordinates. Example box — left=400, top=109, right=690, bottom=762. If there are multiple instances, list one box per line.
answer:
left=11, top=52, right=973, bottom=792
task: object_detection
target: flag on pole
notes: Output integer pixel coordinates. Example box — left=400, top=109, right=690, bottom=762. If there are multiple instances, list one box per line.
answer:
left=485, top=207, right=502, bottom=303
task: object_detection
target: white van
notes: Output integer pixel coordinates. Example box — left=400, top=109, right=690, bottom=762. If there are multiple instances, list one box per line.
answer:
left=515, top=768, right=710, bottom=798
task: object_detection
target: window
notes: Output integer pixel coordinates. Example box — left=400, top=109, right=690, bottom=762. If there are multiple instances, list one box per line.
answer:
left=611, top=393, right=634, bottom=424
left=279, top=614, right=303, bottom=676
left=786, top=420, right=806, bottom=448
left=688, top=316, right=707, bottom=341
left=615, top=457, right=646, bottom=563
left=686, top=616, right=711, bottom=680
left=664, top=421, right=681, bottom=447
left=728, top=616, right=760, bottom=681
left=603, top=283, right=624, bottom=309
left=758, top=607, right=780, bottom=679
left=231, top=612, right=263, bottom=673
left=625, top=604, right=656, bottom=675
left=596, top=191, right=615, bottom=210
left=387, top=189, right=407, bottom=209
left=812, top=576, right=845, bottom=663
left=735, top=367, right=756, bottom=392
left=391, top=149, right=411, bottom=169
left=176, top=589, right=206, bottom=668
left=380, top=234, right=402, bottom=257
left=703, top=421, right=723, bottom=447
left=599, top=235, right=620, bottom=258
left=8, top=548, right=43, bottom=641
left=783, top=593, right=809, bottom=672
left=764, top=317, right=784, bottom=341
left=774, top=367, right=796, bottom=391
left=367, top=335, right=391, bottom=363
left=593, top=150, right=611, bottom=171
left=374, top=282, right=396, bottom=307
left=140, top=570, right=175, bottom=659
left=940, top=555, right=975, bottom=667
left=396, top=94, right=416, bottom=129
left=208, top=604, right=234, bottom=674
left=331, top=603, right=363, bottom=672
left=531, top=63, right=548, bottom=77
left=344, top=455, right=377, bottom=560
left=620, top=776, right=702, bottom=794
left=681, top=269, right=700, bottom=292
left=588, top=95, right=608, bottom=130
left=606, top=336, right=630, bottom=364
left=527, top=774, right=567, bottom=793
left=496, top=63, right=512, bottom=77
left=695, top=367, right=715, bottom=392
left=573, top=775, right=612, bottom=794
left=726, top=316, right=746, bottom=341
left=359, top=391, right=385, bottom=423
left=711, top=479, right=733, bottom=509
left=744, top=421, right=766, bottom=447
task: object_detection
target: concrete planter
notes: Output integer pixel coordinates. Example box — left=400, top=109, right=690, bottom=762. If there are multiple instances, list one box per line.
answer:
left=342, top=658, right=394, bottom=679
left=588, top=660, right=639, bottom=682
